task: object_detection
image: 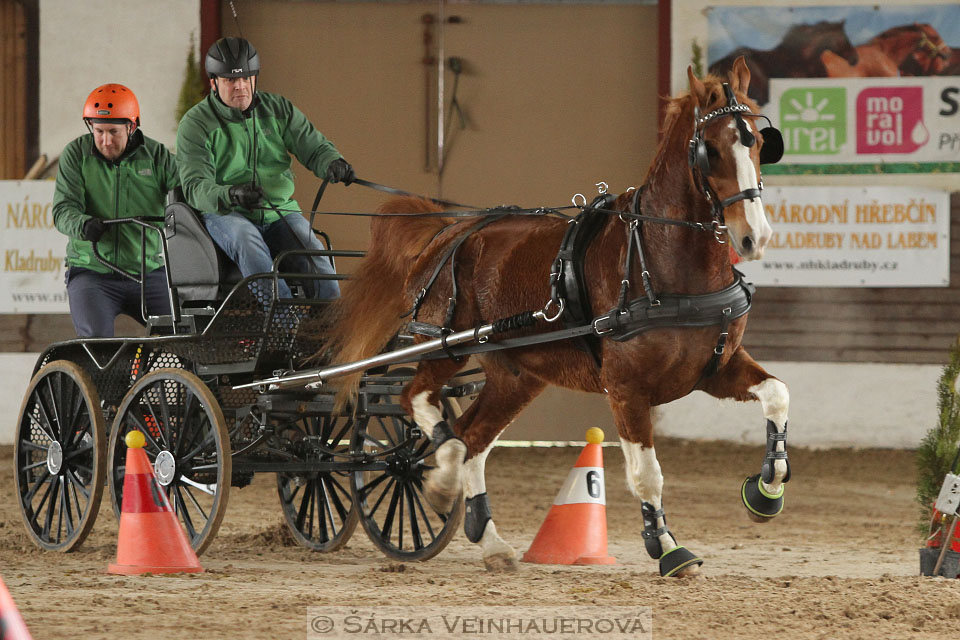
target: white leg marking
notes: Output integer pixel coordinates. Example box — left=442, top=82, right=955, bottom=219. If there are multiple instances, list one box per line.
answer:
left=621, top=439, right=676, bottom=553
left=464, top=437, right=516, bottom=564
left=411, top=390, right=464, bottom=511
left=749, top=378, right=790, bottom=492
left=728, top=120, right=772, bottom=257
left=411, top=391, right=443, bottom=439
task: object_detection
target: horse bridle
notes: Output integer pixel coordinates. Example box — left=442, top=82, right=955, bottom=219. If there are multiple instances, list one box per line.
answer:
left=687, top=84, right=782, bottom=241
left=910, top=28, right=950, bottom=74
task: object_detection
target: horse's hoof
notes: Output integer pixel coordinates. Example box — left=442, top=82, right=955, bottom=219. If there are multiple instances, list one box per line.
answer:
left=659, top=546, right=703, bottom=578
left=741, top=474, right=784, bottom=521
left=746, top=510, right=772, bottom=524
left=483, top=553, right=519, bottom=572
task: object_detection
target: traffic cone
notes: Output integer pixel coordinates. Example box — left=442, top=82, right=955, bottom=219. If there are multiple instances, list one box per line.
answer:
left=0, top=575, right=34, bottom=640
left=521, top=428, right=616, bottom=565
left=108, top=431, right=204, bottom=575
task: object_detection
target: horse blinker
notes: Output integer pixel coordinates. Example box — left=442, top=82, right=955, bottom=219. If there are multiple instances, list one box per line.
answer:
left=759, top=126, right=784, bottom=165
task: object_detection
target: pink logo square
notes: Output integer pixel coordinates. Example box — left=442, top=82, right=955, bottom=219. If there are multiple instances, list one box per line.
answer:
left=856, top=87, right=927, bottom=154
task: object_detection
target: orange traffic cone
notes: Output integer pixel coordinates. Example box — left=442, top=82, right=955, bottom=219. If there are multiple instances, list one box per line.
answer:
left=0, top=575, right=34, bottom=640
left=108, top=431, right=204, bottom=575
left=522, top=428, right=616, bottom=565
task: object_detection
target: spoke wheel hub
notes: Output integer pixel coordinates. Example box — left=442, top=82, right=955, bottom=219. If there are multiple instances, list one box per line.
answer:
left=154, top=450, right=177, bottom=487
left=46, top=441, right=63, bottom=475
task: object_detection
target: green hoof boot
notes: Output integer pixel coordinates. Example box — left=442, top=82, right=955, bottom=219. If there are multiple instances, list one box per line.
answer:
left=741, top=473, right=784, bottom=520
left=659, top=546, right=703, bottom=577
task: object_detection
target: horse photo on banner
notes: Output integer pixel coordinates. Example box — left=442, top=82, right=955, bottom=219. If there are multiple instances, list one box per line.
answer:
left=706, top=3, right=960, bottom=174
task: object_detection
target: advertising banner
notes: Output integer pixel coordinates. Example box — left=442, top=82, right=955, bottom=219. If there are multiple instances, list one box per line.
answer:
left=736, top=186, right=950, bottom=287
left=0, top=181, right=69, bottom=313
left=707, top=3, right=960, bottom=174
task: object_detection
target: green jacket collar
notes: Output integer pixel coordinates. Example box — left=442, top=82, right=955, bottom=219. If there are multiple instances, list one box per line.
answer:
left=208, top=90, right=262, bottom=122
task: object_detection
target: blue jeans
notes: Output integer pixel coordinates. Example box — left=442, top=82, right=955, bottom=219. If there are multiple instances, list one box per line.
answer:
left=202, top=211, right=340, bottom=302
left=66, top=267, right=172, bottom=337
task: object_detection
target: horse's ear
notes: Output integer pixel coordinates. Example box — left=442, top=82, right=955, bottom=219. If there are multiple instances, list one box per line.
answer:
left=687, top=66, right=706, bottom=106
left=730, top=56, right=751, bottom=95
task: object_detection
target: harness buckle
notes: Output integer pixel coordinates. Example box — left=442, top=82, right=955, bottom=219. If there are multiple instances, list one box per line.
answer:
left=593, top=314, right=615, bottom=335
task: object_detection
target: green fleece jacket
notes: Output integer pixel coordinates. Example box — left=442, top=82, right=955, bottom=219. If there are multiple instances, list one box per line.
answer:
left=176, top=91, right=343, bottom=225
left=52, top=130, right=178, bottom=274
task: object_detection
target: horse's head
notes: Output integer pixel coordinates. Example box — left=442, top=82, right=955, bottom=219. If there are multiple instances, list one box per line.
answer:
left=785, top=20, right=858, bottom=66
left=901, top=23, right=951, bottom=76
left=686, top=57, right=782, bottom=261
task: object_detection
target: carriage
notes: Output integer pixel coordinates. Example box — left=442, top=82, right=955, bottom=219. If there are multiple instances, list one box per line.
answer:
left=16, top=59, right=793, bottom=576
left=13, top=187, right=484, bottom=561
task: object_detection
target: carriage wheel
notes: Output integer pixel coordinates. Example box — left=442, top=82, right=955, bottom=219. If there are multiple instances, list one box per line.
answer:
left=14, top=361, right=106, bottom=551
left=107, top=368, right=231, bottom=556
left=351, top=374, right=464, bottom=561
left=276, top=414, right=360, bottom=551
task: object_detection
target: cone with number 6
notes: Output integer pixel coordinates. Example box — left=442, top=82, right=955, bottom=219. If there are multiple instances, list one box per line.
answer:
left=521, top=428, right=616, bottom=565
left=108, top=431, right=203, bottom=575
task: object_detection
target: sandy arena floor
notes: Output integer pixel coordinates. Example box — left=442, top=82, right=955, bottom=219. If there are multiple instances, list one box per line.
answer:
left=3, top=438, right=959, bottom=640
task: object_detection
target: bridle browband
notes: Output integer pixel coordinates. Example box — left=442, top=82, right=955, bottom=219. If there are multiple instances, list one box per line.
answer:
left=688, top=84, right=773, bottom=240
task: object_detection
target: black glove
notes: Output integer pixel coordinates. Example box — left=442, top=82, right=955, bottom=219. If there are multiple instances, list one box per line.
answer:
left=82, top=218, right=106, bottom=243
left=326, top=158, right=356, bottom=185
left=228, top=182, right=265, bottom=209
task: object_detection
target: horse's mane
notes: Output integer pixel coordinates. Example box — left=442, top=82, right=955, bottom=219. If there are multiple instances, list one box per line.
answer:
left=780, top=20, right=847, bottom=49
left=646, top=76, right=729, bottom=186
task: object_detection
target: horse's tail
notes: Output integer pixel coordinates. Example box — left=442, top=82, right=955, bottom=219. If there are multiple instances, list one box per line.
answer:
left=324, top=196, right=450, bottom=407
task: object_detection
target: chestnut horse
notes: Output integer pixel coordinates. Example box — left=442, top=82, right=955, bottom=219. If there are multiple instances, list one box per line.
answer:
left=822, top=23, right=951, bottom=77
left=326, top=57, right=790, bottom=576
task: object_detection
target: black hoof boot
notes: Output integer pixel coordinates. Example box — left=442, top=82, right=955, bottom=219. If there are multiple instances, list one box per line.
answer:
left=741, top=473, right=784, bottom=520
left=659, top=546, right=703, bottom=577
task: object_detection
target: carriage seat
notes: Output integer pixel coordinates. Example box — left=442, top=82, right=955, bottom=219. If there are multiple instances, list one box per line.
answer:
left=163, top=188, right=243, bottom=304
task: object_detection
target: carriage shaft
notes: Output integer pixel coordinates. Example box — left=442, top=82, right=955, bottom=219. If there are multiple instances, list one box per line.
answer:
left=233, top=323, right=496, bottom=391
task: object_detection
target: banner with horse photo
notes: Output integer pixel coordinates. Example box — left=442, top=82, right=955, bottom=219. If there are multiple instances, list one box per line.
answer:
left=707, top=4, right=960, bottom=174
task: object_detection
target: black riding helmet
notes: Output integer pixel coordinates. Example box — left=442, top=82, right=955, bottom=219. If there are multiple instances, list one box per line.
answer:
left=205, top=37, right=260, bottom=79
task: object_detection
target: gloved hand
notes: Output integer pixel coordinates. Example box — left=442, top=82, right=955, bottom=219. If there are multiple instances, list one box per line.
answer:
left=82, top=218, right=106, bottom=243
left=228, top=182, right=265, bottom=209
left=326, top=158, right=356, bottom=185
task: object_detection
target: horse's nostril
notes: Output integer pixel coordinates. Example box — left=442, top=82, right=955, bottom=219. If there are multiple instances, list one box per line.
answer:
left=741, top=236, right=754, bottom=253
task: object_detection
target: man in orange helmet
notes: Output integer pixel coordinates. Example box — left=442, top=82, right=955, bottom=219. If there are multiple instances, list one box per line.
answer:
left=52, top=83, right=179, bottom=337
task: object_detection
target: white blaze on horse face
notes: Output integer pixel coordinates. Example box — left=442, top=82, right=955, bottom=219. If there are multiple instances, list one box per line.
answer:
left=727, top=120, right=773, bottom=259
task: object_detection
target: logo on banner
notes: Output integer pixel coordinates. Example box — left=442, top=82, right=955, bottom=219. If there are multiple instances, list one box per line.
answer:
left=857, top=87, right=928, bottom=154
left=780, top=88, right=846, bottom=154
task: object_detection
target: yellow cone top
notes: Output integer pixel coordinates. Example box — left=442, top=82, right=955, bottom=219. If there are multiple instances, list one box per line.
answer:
left=585, top=427, right=604, bottom=445
left=125, top=430, right=146, bottom=449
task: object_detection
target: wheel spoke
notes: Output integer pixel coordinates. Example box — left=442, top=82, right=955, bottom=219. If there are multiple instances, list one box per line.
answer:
left=66, top=469, right=91, bottom=500
left=316, top=481, right=330, bottom=542
left=22, top=469, right=51, bottom=504
left=40, top=476, right=58, bottom=539
left=381, top=481, right=403, bottom=545
left=404, top=484, right=425, bottom=550
left=410, top=484, right=438, bottom=542
left=174, top=486, right=198, bottom=539
left=18, top=439, right=48, bottom=453
left=34, top=385, right=59, bottom=442
left=296, top=479, right=314, bottom=533
left=64, top=440, right=95, bottom=460
left=180, top=483, right=210, bottom=521
left=44, top=376, right=64, bottom=442
left=61, top=477, right=76, bottom=538
left=355, top=471, right=390, bottom=500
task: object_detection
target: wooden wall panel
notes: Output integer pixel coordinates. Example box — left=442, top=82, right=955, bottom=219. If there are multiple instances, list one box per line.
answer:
left=744, top=193, right=960, bottom=365
left=0, top=0, right=37, bottom=180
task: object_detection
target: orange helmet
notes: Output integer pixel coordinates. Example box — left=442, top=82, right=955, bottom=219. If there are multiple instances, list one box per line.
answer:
left=82, top=84, right=140, bottom=126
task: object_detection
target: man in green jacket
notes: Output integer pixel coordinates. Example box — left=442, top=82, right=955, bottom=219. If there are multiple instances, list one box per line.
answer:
left=176, top=37, right=353, bottom=302
left=53, top=84, right=177, bottom=337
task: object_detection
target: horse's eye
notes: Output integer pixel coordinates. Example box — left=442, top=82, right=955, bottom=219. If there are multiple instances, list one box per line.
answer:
left=705, top=143, right=720, bottom=159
